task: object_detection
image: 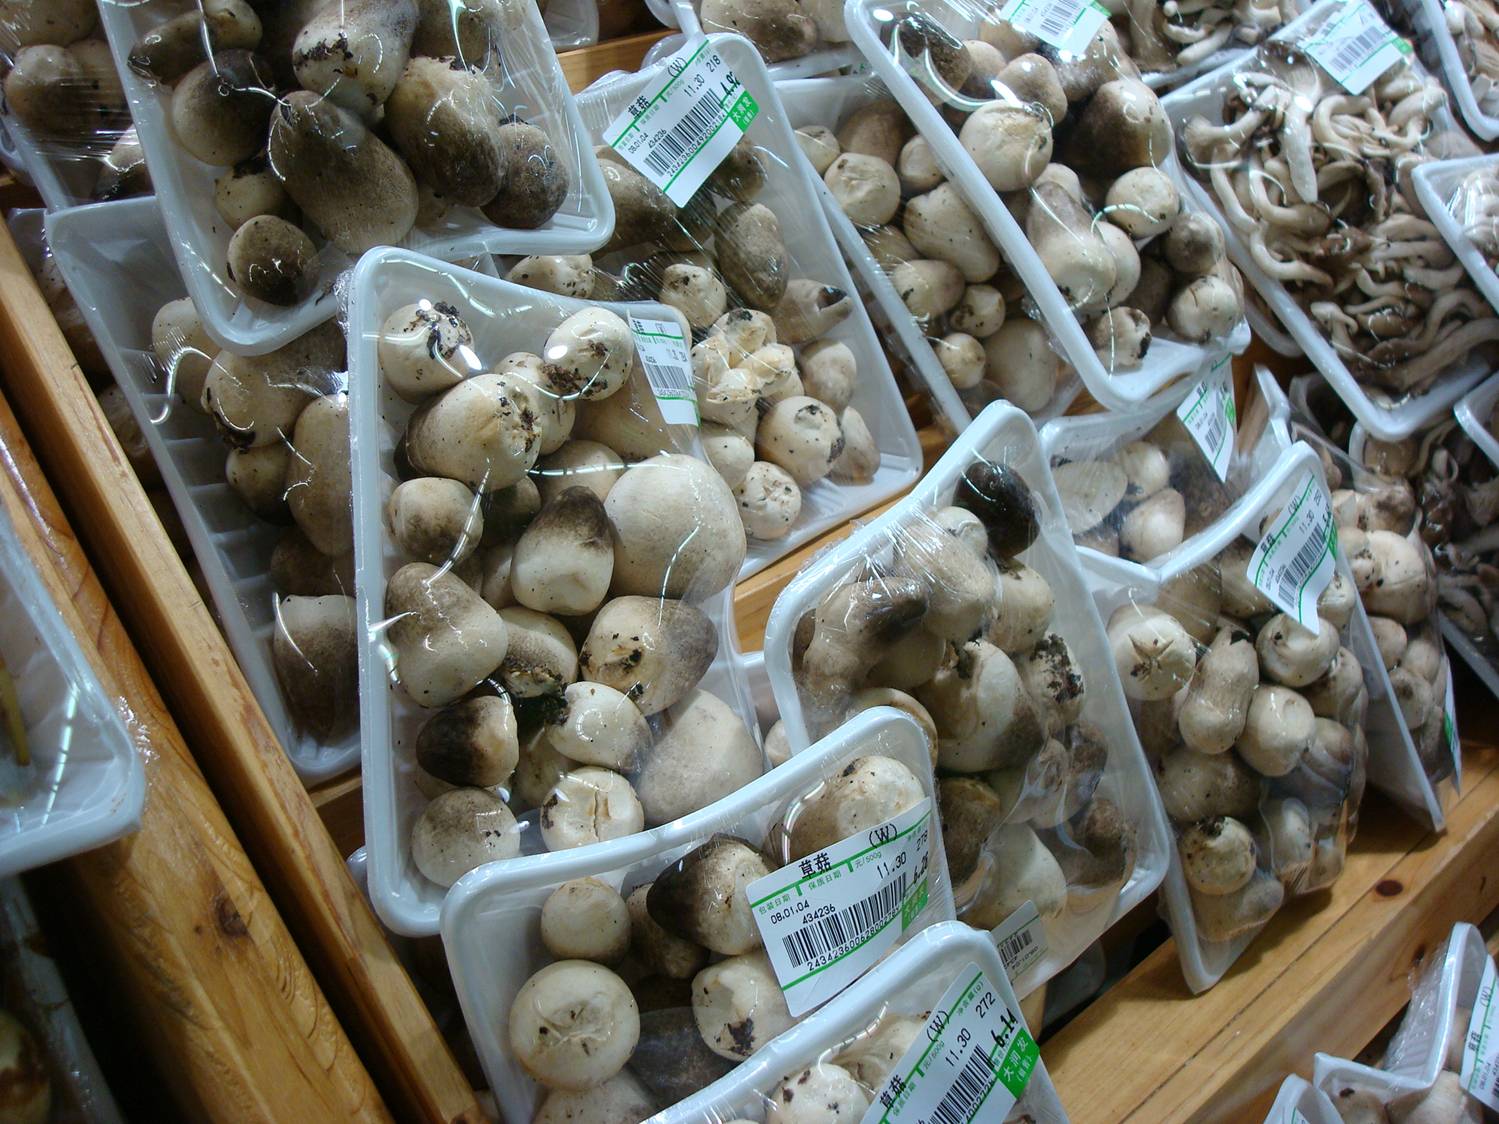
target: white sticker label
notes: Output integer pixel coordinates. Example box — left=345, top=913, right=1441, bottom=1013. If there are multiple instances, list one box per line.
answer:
left=860, top=963, right=1039, bottom=1124
left=998, top=0, right=1110, bottom=54
left=1247, top=472, right=1338, bottom=631
left=1177, top=356, right=1236, bottom=483
left=1443, top=666, right=1463, bottom=793
left=627, top=314, right=698, bottom=427
left=1461, top=956, right=1499, bottom=1111
left=750, top=799, right=933, bottom=1017
left=601, top=40, right=759, bottom=207
left=1302, top=0, right=1413, bottom=94
left=991, top=901, right=1048, bottom=983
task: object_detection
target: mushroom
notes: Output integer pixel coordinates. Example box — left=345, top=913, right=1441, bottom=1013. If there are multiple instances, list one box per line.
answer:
left=735, top=461, right=803, bottom=540
left=543, top=308, right=634, bottom=401
left=1178, top=816, right=1256, bottom=895
left=1178, top=625, right=1257, bottom=753
left=405, top=372, right=541, bottom=491
left=889, top=521, right=995, bottom=642
left=1156, top=746, right=1261, bottom=822
left=788, top=754, right=925, bottom=859
left=830, top=407, right=879, bottom=485
left=1236, top=684, right=1315, bottom=776
left=988, top=561, right=1055, bottom=653
left=605, top=454, right=746, bottom=598
left=411, top=787, right=520, bottom=886
left=627, top=883, right=709, bottom=980
left=510, top=487, right=613, bottom=615
left=386, top=56, right=506, bottom=206
left=1104, top=167, right=1180, bottom=238
left=541, top=878, right=631, bottom=964
left=1255, top=614, right=1339, bottom=687
left=414, top=694, right=518, bottom=789
left=272, top=594, right=358, bottom=741
left=958, top=102, right=1052, bottom=191
left=824, top=153, right=901, bottom=227
left=648, top=836, right=770, bottom=955
left=548, top=682, right=649, bottom=771
left=509, top=960, right=639, bottom=1090
left=533, top=1073, right=656, bottom=1124
left=540, top=767, right=645, bottom=850
left=963, top=823, right=1067, bottom=926
left=1108, top=603, right=1197, bottom=701
left=903, top=184, right=1001, bottom=283
left=481, top=121, right=569, bottom=230
left=578, top=597, right=716, bottom=716
left=385, top=562, right=507, bottom=707
left=692, top=951, right=795, bottom=1060
left=916, top=640, right=1046, bottom=772
left=757, top=397, right=845, bottom=488
left=1120, top=488, right=1187, bottom=560
left=765, top=1064, right=871, bottom=1123
left=379, top=300, right=478, bottom=403
left=633, top=690, right=762, bottom=825
left=1190, top=870, right=1284, bottom=942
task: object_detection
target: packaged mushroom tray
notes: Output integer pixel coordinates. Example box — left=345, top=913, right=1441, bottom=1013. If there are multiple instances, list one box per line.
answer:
left=0, top=492, right=145, bottom=878
left=561, top=36, right=921, bottom=575
left=1311, top=921, right=1498, bottom=1122
left=1089, top=439, right=1385, bottom=991
left=1115, top=0, right=1304, bottom=90
left=1040, top=370, right=1240, bottom=572
left=48, top=196, right=367, bottom=782
left=0, top=0, right=151, bottom=209
left=648, top=0, right=861, bottom=78
left=1385, top=0, right=1499, bottom=139
left=1243, top=368, right=1456, bottom=827
left=349, top=248, right=773, bottom=937
left=439, top=707, right=956, bottom=1123
left=776, top=71, right=1081, bottom=433
left=762, top=400, right=1172, bottom=999
left=1162, top=0, right=1493, bottom=441
left=643, top=923, right=1068, bottom=1124
left=843, top=0, right=1252, bottom=413
left=95, top=0, right=612, bottom=354
left=1412, top=154, right=1499, bottom=318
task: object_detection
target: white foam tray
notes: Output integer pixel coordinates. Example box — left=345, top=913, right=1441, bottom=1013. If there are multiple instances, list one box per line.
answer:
left=0, top=498, right=144, bottom=877
left=95, top=0, right=614, bottom=357
left=1313, top=922, right=1492, bottom=1101
left=45, top=196, right=359, bottom=783
left=441, top=706, right=954, bottom=1123
left=776, top=73, right=1080, bottom=434
left=1263, top=1075, right=1341, bottom=1124
left=1389, top=0, right=1499, bottom=140
left=1160, top=1, right=1488, bottom=441
left=842, top=0, right=1251, bottom=413
left=762, top=400, right=1173, bottom=997
left=1413, top=155, right=1499, bottom=320
left=347, top=247, right=764, bottom=937
left=653, top=921, right=1069, bottom=1123
left=575, top=36, right=923, bottom=580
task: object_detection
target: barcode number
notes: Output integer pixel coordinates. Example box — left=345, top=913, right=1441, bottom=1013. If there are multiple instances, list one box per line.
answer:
left=1036, top=0, right=1085, bottom=38
left=783, top=873, right=908, bottom=968
left=642, top=94, right=723, bottom=179
left=998, top=927, right=1033, bottom=967
left=1329, top=22, right=1390, bottom=72
left=929, top=1048, right=996, bottom=1124
left=1275, top=525, right=1331, bottom=609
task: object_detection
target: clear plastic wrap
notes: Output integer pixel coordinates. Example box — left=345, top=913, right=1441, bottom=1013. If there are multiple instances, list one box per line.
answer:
left=1164, top=0, right=1492, bottom=441
left=440, top=707, right=955, bottom=1123
left=1124, top=0, right=1304, bottom=89
left=776, top=71, right=1082, bottom=433
left=94, top=0, right=613, bottom=355
left=0, top=496, right=145, bottom=877
left=1386, top=0, right=1499, bottom=139
left=1412, top=153, right=1499, bottom=318
left=349, top=248, right=769, bottom=937
left=47, top=196, right=365, bottom=782
left=541, top=0, right=600, bottom=50
left=1041, top=374, right=1239, bottom=571
left=763, top=400, right=1172, bottom=999
left=658, top=0, right=864, bottom=78
left=1264, top=1075, right=1342, bottom=1123
left=563, top=36, right=923, bottom=578
left=1091, top=440, right=1372, bottom=990
left=1313, top=922, right=1496, bottom=1120
left=0, top=1, right=150, bottom=209
left=0, top=878, right=125, bottom=1123
left=842, top=0, right=1253, bottom=412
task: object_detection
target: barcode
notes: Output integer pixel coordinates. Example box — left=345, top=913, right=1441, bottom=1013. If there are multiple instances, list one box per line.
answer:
left=1037, top=0, right=1086, bottom=38
left=781, top=874, right=908, bottom=967
left=1329, top=23, right=1388, bottom=72
left=1200, top=408, right=1227, bottom=459
left=639, top=352, right=693, bottom=397
left=643, top=95, right=722, bottom=178
left=930, top=1048, right=996, bottom=1124
left=1275, top=524, right=1329, bottom=608
left=998, top=926, right=1033, bottom=969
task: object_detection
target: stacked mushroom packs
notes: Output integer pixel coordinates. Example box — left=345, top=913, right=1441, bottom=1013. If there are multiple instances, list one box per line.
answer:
left=858, top=3, right=1250, bottom=380
left=116, top=0, right=575, bottom=309
left=793, top=85, right=1075, bottom=417
left=1169, top=1, right=1498, bottom=413
left=369, top=283, right=765, bottom=895
left=766, top=404, right=1170, bottom=995
left=0, top=0, right=149, bottom=202
left=149, top=297, right=360, bottom=746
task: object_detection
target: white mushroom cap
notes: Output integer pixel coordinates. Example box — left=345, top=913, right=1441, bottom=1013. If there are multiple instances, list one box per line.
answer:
left=950, top=284, right=1006, bottom=338
left=1236, top=684, right=1315, bottom=776
left=982, top=318, right=1059, bottom=413
left=788, top=754, right=924, bottom=858
left=387, top=476, right=484, bottom=565
left=511, top=487, right=614, bottom=615
left=535, top=439, right=626, bottom=505
left=496, top=351, right=576, bottom=456
left=897, top=134, right=944, bottom=194
left=692, top=951, right=795, bottom=1061
left=823, top=152, right=901, bottom=226
left=405, top=371, right=542, bottom=492
left=795, top=124, right=840, bottom=175
left=541, top=878, right=631, bottom=964
left=1178, top=816, right=1256, bottom=895
left=756, top=396, right=845, bottom=487
left=1166, top=275, right=1242, bottom=343
left=958, top=102, right=1052, bottom=191
left=379, top=300, right=480, bottom=403
left=508, top=960, right=639, bottom=1090
left=734, top=460, right=803, bottom=540
left=543, top=307, right=635, bottom=401
left=548, top=681, right=651, bottom=770
left=1103, top=167, right=1179, bottom=237
left=800, top=339, right=858, bottom=412
left=411, top=787, right=520, bottom=887
left=700, top=424, right=755, bottom=489
left=634, top=689, right=762, bottom=825
left=540, top=767, right=645, bottom=850
left=935, top=331, right=985, bottom=390
left=766, top=1063, right=871, bottom=1122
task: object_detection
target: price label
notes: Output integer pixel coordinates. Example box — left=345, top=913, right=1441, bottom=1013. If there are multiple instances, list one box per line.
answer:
left=1461, top=956, right=1499, bottom=1111
left=860, top=963, right=1038, bottom=1124
left=998, top=0, right=1110, bottom=54
left=749, top=799, right=932, bottom=1016
left=602, top=40, right=759, bottom=206
left=991, top=901, right=1048, bottom=983
left=1177, top=356, right=1236, bottom=482
left=1302, top=0, right=1413, bottom=94
left=627, top=314, right=698, bottom=426
left=1247, top=472, right=1338, bottom=631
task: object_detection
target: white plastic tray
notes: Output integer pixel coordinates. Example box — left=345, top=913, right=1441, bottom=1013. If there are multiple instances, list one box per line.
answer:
left=1160, top=1, right=1489, bottom=441
left=95, top=0, right=614, bottom=357
left=1413, top=155, right=1499, bottom=319
left=655, top=921, right=1069, bottom=1123
left=441, top=706, right=954, bottom=1124
left=763, top=400, right=1173, bottom=997
left=1389, top=0, right=1499, bottom=140
left=575, top=36, right=923, bottom=580
left=843, top=0, right=1251, bottom=413
left=1263, top=1075, right=1341, bottom=1124
left=45, top=196, right=360, bottom=783
left=776, top=73, right=1080, bottom=434
left=0, top=109, right=118, bottom=212
left=0, top=499, right=144, bottom=877
left=1313, top=922, right=1492, bottom=1101
left=347, top=247, right=764, bottom=937
left=1455, top=369, right=1499, bottom=469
